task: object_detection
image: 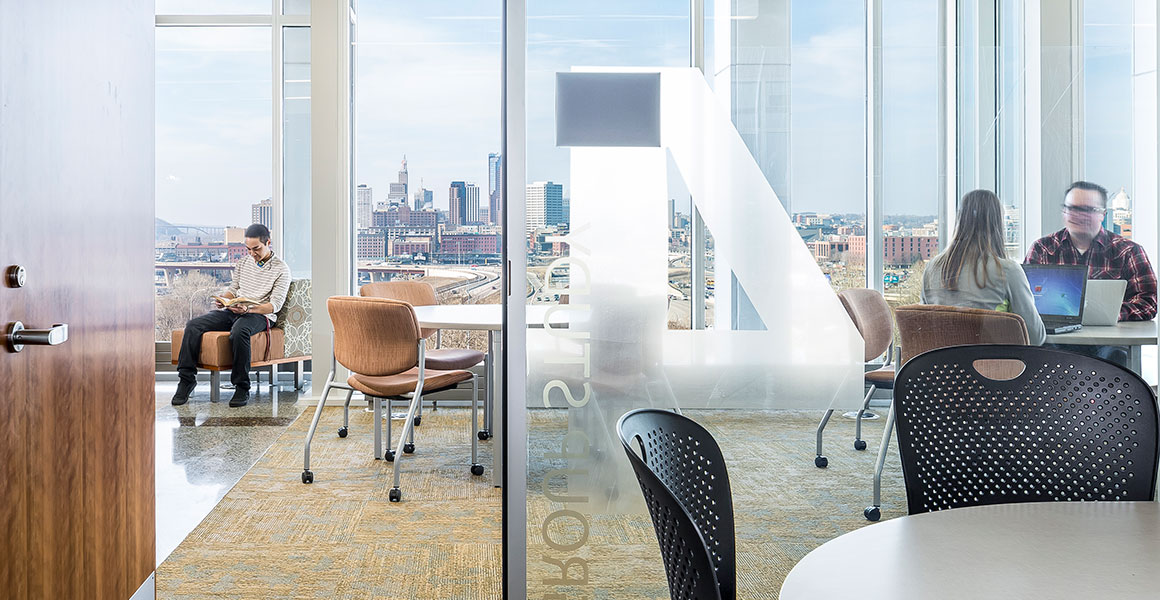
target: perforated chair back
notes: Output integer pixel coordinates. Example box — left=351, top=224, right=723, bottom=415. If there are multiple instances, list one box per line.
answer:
left=893, top=344, right=1160, bottom=515
left=838, top=288, right=893, bottom=361
left=617, top=409, right=735, bottom=600
left=894, top=304, right=1028, bottom=364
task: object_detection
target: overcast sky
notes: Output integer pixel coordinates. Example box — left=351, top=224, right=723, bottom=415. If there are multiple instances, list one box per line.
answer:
left=155, top=0, right=1138, bottom=228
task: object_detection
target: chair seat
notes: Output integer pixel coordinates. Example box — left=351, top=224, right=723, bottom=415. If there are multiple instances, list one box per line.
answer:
left=865, top=366, right=895, bottom=389
left=425, top=348, right=485, bottom=370
left=171, top=328, right=285, bottom=368
left=348, top=367, right=472, bottom=398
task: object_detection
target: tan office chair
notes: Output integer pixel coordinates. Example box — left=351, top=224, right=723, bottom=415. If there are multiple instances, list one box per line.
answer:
left=360, top=281, right=486, bottom=432
left=864, top=304, right=1029, bottom=520
left=815, top=288, right=896, bottom=468
left=301, top=296, right=483, bottom=502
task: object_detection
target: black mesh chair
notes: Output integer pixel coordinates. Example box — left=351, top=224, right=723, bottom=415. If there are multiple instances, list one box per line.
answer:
left=617, top=408, right=735, bottom=600
left=893, top=345, right=1160, bottom=515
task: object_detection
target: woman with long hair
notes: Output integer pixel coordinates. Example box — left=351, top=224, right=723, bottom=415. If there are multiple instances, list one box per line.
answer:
left=921, top=189, right=1046, bottom=344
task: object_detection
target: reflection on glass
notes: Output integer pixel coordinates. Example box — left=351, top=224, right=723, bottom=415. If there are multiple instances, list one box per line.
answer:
left=155, top=27, right=272, bottom=341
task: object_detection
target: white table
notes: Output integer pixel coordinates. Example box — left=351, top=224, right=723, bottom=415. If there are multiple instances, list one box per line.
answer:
left=1045, top=319, right=1157, bottom=373
left=411, top=304, right=560, bottom=487
left=780, top=501, right=1160, bottom=599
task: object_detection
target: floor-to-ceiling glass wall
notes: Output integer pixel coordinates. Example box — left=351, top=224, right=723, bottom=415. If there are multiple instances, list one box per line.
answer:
left=520, top=1, right=866, bottom=596
left=154, top=3, right=312, bottom=566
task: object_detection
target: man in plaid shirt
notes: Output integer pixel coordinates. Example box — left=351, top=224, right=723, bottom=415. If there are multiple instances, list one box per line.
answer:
left=1025, top=181, right=1156, bottom=369
left=1025, top=181, right=1157, bottom=322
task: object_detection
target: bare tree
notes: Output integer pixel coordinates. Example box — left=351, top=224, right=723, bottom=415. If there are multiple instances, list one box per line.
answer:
left=155, top=271, right=225, bottom=341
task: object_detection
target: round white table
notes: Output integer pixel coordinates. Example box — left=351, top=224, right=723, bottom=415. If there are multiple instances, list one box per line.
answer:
left=780, top=501, right=1160, bottom=599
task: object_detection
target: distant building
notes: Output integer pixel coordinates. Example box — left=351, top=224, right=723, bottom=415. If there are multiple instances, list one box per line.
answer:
left=356, top=184, right=373, bottom=229
left=488, top=153, right=502, bottom=225
left=224, top=227, right=245, bottom=244
left=449, top=181, right=467, bottom=227
left=413, top=186, right=433, bottom=211
left=387, top=157, right=408, bottom=205
left=388, top=237, right=431, bottom=258
left=527, top=181, right=564, bottom=233
left=441, top=233, right=500, bottom=257
left=883, top=235, right=937, bottom=266
left=1109, top=187, right=1132, bottom=239
left=251, top=198, right=272, bottom=230
left=357, top=231, right=386, bottom=260
left=466, top=183, right=481, bottom=224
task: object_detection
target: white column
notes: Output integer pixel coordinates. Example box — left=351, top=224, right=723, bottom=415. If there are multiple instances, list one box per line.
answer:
left=867, top=0, right=883, bottom=291
left=309, top=0, right=353, bottom=399
left=502, top=0, right=528, bottom=597
left=938, top=0, right=958, bottom=246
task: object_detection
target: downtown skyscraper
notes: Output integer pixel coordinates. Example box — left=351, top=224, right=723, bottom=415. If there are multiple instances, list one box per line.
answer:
left=488, top=152, right=502, bottom=225
left=449, top=181, right=467, bottom=227
left=526, top=181, right=564, bottom=233
left=356, top=184, right=373, bottom=229
left=387, top=156, right=408, bottom=205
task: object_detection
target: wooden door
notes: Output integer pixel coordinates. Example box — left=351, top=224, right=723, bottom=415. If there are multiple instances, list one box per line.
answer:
left=0, top=1, right=156, bottom=598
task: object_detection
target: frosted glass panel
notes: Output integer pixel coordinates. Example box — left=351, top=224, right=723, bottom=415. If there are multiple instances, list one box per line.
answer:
left=525, top=68, right=863, bottom=597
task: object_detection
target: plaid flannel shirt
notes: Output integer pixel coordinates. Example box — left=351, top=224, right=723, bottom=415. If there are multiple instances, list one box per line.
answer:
left=1025, top=228, right=1158, bottom=321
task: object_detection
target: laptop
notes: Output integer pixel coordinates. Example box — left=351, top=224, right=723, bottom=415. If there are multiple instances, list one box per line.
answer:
left=1021, top=264, right=1088, bottom=334
left=1081, top=279, right=1127, bottom=326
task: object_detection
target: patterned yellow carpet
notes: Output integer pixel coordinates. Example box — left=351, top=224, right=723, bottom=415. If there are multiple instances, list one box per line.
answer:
left=157, top=406, right=904, bottom=599
left=157, top=406, right=501, bottom=599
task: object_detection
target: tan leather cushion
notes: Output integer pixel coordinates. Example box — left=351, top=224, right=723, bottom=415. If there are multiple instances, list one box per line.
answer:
left=865, top=367, right=895, bottom=384
left=425, top=348, right=484, bottom=370
left=347, top=367, right=471, bottom=398
left=171, top=327, right=285, bottom=367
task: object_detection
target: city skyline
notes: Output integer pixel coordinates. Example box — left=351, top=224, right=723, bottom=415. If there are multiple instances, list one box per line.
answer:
left=155, top=0, right=1141, bottom=233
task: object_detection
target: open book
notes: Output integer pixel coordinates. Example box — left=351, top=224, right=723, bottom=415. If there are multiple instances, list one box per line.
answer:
left=212, top=295, right=261, bottom=308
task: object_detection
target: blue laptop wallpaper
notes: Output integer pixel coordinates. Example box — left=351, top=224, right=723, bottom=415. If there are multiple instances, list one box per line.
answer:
left=1023, top=265, right=1085, bottom=317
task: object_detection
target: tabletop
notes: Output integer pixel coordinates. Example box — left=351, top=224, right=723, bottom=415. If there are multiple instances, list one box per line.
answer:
left=1044, top=319, right=1157, bottom=345
left=412, top=304, right=562, bottom=330
left=779, top=501, right=1160, bottom=600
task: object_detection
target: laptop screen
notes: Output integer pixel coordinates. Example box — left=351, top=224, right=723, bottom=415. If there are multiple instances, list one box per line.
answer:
left=1021, top=264, right=1088, bottom=318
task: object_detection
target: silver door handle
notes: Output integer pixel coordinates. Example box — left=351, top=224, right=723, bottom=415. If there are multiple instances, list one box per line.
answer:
left=6, top=321, right=68, bottom=352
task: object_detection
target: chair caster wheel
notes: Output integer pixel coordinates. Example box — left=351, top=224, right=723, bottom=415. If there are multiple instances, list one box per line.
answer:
left=854, top=439, right=867, bottom=451
left=338, top=427, right=348, bottom=438
left=389, top=488, right=401, bottom=502
left=478, top=430, right=489, bottom=441
left=864, top=506, right=881, bottom=521
left=301, top=470, right=313, bottom=484
left=403, top=443, right=415, bottom=454
left=413, top=416, right=421, bottom=427
left=385, top=451, right=395, bottom=462
left=471, top=464, right=484, bottom=476
left=815, top=456, right=828, bottom=468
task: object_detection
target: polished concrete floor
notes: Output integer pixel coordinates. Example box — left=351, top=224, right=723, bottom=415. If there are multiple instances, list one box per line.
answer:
left=155, top=376, right=311, bottom=565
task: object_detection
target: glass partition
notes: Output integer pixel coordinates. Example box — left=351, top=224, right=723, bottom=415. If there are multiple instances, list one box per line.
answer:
left=522, top=3, right=864, bottom=596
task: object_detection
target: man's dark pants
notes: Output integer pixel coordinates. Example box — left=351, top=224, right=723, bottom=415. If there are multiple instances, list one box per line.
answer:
left=177, top=311, right=269, bottom=390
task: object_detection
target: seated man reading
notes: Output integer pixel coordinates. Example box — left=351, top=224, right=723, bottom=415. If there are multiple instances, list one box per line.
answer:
left=1024, top=181, right=1158, bottom=365
left=172, top=224, right=292, bottom=407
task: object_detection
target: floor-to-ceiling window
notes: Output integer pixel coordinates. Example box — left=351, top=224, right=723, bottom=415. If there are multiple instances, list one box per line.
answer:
left=153, top=1, right=311, bottom=564
left=154, top=6, right=312, bottom=342
left=352, top=1, right=502, bottom=354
